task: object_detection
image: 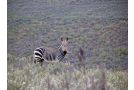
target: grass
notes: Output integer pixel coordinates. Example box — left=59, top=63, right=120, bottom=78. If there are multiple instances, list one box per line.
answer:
left=7, top=54, right=127, bottom=90
left=7, top=0, right=128, bottom=89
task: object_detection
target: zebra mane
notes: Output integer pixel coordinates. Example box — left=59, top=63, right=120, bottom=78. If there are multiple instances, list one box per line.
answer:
left=58, top=44, right=62, bottom=49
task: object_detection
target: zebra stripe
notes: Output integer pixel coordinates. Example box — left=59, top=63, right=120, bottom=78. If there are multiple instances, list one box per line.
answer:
left=33, top=37, right=68, bottom=65
left=35, top=48, right=45, bottom=55
left=33, top=47, right=67, bottom=64
left=52, top=53, right=56, bottom=60
left=33, top=47, right=45, bottom=64
left=57, top=50, right=67, bottom=61
left=35, top=52, right=42, bottom=57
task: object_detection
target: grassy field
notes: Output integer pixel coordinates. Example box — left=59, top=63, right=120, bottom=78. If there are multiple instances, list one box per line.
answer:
left=7, top=0, right=128, bottom=90
left=7, top=54, right=127, bottom=90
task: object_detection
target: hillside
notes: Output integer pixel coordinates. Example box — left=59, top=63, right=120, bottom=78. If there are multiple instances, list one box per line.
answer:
left=7, top=0, right=127, bottom=69
left=7, top=0, right=128, bottom=89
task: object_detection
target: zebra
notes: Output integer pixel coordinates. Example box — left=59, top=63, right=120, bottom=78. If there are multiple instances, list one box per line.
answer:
left=33, top=37, right=68, bottom=65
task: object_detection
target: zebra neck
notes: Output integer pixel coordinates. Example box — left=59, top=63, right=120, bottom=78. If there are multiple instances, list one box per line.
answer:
left=56, top=48, right=67, bottom=61
left=59, top=48, right=67, bottom=56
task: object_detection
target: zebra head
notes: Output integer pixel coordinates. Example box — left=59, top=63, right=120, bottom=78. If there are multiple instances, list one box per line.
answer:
left=59, top=37, right=68, bottom=55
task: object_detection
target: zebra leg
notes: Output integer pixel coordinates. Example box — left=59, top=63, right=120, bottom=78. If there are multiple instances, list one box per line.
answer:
left=37, top=58, right=44, bottom=66
left=40, top=58, right=44, bottom=66
left=40, top=61, right=43, bottom=66
left=33, top=55, right=37, bottom=64
left=34, top=59, right=36, bottom=64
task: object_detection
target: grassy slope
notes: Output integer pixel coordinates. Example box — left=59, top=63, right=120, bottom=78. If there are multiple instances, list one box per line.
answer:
left=7, top=55, right=127, bottom=90
left=7, top=0, right=128, bottom=90
left=7, top=0, right=128, bottom=69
